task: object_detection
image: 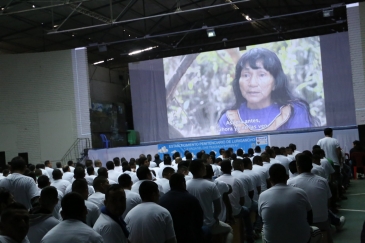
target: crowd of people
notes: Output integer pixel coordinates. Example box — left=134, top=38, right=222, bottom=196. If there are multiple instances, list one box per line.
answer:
left=0, top=127, right=359, bottom=243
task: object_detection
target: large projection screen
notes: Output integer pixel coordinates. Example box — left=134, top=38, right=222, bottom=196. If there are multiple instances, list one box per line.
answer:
left=130, top=33, right=356, bottom=143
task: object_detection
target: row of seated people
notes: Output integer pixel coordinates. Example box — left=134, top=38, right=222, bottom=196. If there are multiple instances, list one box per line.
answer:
left=0, top=142, right=347, bottom=243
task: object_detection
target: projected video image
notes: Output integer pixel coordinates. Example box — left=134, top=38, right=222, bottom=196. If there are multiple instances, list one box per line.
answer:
left=163, top=37, right=326, bottom=138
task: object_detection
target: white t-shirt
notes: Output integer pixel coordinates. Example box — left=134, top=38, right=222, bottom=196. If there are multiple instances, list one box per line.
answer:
left=186, top=178, right=221, bottom=227
left=40, top=169, right=50, bottom=178
left=45, top=167, right=54, bottom=181
left=28, top=215, right=59, bottom=243
left=275, top=155, right=291, bottom=175
left=0, top=173, right=39, bottom=209
left=93, top=213, right=127, bottom=243
left=85, top=175, right=97, bottom=186
left=51, top=179, right=71, bottom=194
left=69, top=166, right=75, bottom=173
left=231, top=170, right=254, bottom=208
left=211, top=164, right=222, bottom=177
left=214, top=180, right=229, bottom=221
left=122, top=171, right=139, bottom=183
left=243, top=169, right=262, bottom=201
left=258, top=184, right=311, bottom=243
left=131, top=179, right=164, bottom=198
left=125, top=202, right=175, bottom=243
left=157, top=165, right=174, bottom=179
left=122, top=189, right=142, bottom=219
left=62, top=172, right=74, bottom=183
left=40, top=219, right=103, bottom=243
left=287, top=173, right=331, bottom=223
left=114, top=166, right=124, bottom=173
left=149, top=162, right=157, bottom=168
left=108, top=170, right=122, bottom=183
left=155, top=178, right=171, bottom=194
left=317, top=137, right=340, bottom=165
left=320, top=158, right=335, bottom=181
left=216, top=174, right=245, bottom=216
left=88, top=192, right=105, bottom=209
left=311, top=164, right=326, bottom=179
left=85, top=200, right=101, bottom=227
left=53, top=190, right=63, bottom=220
left=252, top=164, right=269, bottom=191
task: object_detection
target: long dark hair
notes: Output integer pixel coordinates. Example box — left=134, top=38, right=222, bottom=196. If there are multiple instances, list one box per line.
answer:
left=221, top=47, right=318, bottom=126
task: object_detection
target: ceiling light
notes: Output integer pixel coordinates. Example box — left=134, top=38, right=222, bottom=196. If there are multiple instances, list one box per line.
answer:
left=93, top=60, right=104, bottom=65
left=128, top=46, right=158, bottom=56
left=1, top=8, right=4, bottom=11
left=72, top=34, right=75, bottom=37
left=107, top=58, right=114, bottom=61
left=206, top=28, right=216, bottom=38
left=32, top=5, right=35, bottom=8
left=53, top=25, right=58, bottom=28
left=323, top=9, right=334, bottom=17
left=245, top=15, right=252, bottom=21
left=128, top=35, right=130, bottom=36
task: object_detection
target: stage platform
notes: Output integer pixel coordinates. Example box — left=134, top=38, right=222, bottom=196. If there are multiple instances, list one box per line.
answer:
left=88, top=128, right=359, bottom=166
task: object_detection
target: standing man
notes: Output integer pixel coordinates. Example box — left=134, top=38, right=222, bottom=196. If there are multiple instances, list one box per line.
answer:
left=317, top=128, right=346, bottom=200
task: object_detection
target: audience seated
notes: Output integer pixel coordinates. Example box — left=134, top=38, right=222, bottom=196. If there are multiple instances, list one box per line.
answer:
left=106, top=161, right=122, bottom=183
left=61, top=166, right=74, bottom=182
left=41, top=193, right=103, bottom=243
left=51, top=169, right=71, bottom=194
left=155, top=167, right=175, bottom=194
left=64, top=167, right=95, bottom=195
left=131, top=166, right=164, bottom=197
left=0, top=156, right=39, bottom=210
left=118, top=174, right=142, bottom=219
left=125, top=181, right=177, bottom=243
left=28, top=186, right=60, bottom=243
left=186, top=160, right=233, bottom=243
left=93, top=184, right=128, bottom=243
left=0, top=202, right=30, bottom=243
left=88, top=176, right=109, bottom=209
left=85, top=166, right=97, bottom=186
left=98, top=167, right=118, bottom=184
left=160, top=173, right=204, bottom=243
left=44, top=161, right=54, bottom=182
left=71, top=179, right=100, bottom=227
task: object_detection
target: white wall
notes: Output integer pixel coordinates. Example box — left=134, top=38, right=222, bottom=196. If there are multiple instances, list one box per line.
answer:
left=0, top=48, right=91, bottom=164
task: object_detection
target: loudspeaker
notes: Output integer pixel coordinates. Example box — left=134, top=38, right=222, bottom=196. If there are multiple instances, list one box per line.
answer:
left=0, top=152, right=5, bottom=169
left=18, top=152, right=29, bottom=165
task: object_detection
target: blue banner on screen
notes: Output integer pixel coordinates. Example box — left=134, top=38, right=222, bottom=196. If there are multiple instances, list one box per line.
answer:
left=157, top=135, right=268, bottom=158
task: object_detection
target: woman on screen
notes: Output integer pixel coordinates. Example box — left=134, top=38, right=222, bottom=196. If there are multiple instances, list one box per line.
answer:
left=218, top=48, right=318, bottom=135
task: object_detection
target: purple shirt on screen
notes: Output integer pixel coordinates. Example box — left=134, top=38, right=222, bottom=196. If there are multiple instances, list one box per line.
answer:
left=218, top=102, right=311, bottom=134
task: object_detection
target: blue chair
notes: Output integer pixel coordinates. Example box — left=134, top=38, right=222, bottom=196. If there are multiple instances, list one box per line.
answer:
left=100, top=134, right=110, bottom=148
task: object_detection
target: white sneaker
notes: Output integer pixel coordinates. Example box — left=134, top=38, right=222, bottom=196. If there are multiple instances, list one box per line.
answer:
left=336, top=216, right=345, bottom=231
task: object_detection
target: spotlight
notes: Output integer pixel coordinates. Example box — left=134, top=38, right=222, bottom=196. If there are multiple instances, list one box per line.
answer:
left=323, top=9, right=333, bottom=17
left=206, top=28, right=216, bottom=38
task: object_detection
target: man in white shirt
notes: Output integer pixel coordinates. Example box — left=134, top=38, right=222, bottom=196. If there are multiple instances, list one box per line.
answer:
left=121, top=166, right=139, bottom=184
left=186, top=160, right=233, bottom=243
left=0, top=156, right=39, bottom=210
left=311, top=154, right=326, bottom=179
left=41, top=192, right=103, bottom=243
left=85, top=167, right=98, bottom=186
left=55, top=162, right=63, bottom=174
left=252, top=156, right=270, bottom=192
left=317, top=128, right=345, bottom=199
left=37, top=175, right=63, bottom=220
left=216, top=160, right=254, bottom=243
left=88, top=176, right=109, bottom=209
left=44, top=160, right=54, bottom=182
left=67, top=160, right=75, bottom=173
left=273, top=147, right=291, bottom=175
left=71, top=179, right=100, bottom=227
left=287, top=153, right=333, bottom=242
left=231, top=160, right=255, bottom=208
left=155, top=167, right=175, bottom=194
left=125, top=181, right=177, bottom=243
left=113, top=157, right=123, bottom=173
left=241, top=158, right=262, bottom=202
left=131, top=166, right=164, bottom=197
left=0, top=202, right=30, bottom=243
left=261, top=152, right=272, bottom=172
left=97, top=167, right=118, bottom=185
left=106, top=161, right=122, bottom=183
left=259, top=164, right=321, bottom=243
left=64, top=167, right=95, bottom=196
left=289, top=161, right=299, bottom=178
left=313, top=148, right=335, bottom=181
left=51, top=169, right=71, bottom=194
left=62, top=166, right=74, bottom=183
left=93, top=184, right=128, bottom=243
left=28, top=186, right=60, bottom=243
left=157, top=157, right=174, bottom=179
left=236, top=148, right=244, bottom=159
left=289, top=143, right=301, bottom=156
left=118, top=174, right=142, bottom=218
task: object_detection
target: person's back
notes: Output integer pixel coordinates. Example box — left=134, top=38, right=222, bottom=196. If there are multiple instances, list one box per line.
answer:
left=160, top=173, right=204, bottom=243
left=0, top=157, right=39, bottom=210
left=28, top=186, right=60, bottom=243
left=125, top=181, right=176, bottom=243
left=41, top=193, right=103, bottom=243
left=317, top=136, right=340, bottom=165
left=118, top=174, right=142, bottom=219
left=259, top=164, right=312, bottom=243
